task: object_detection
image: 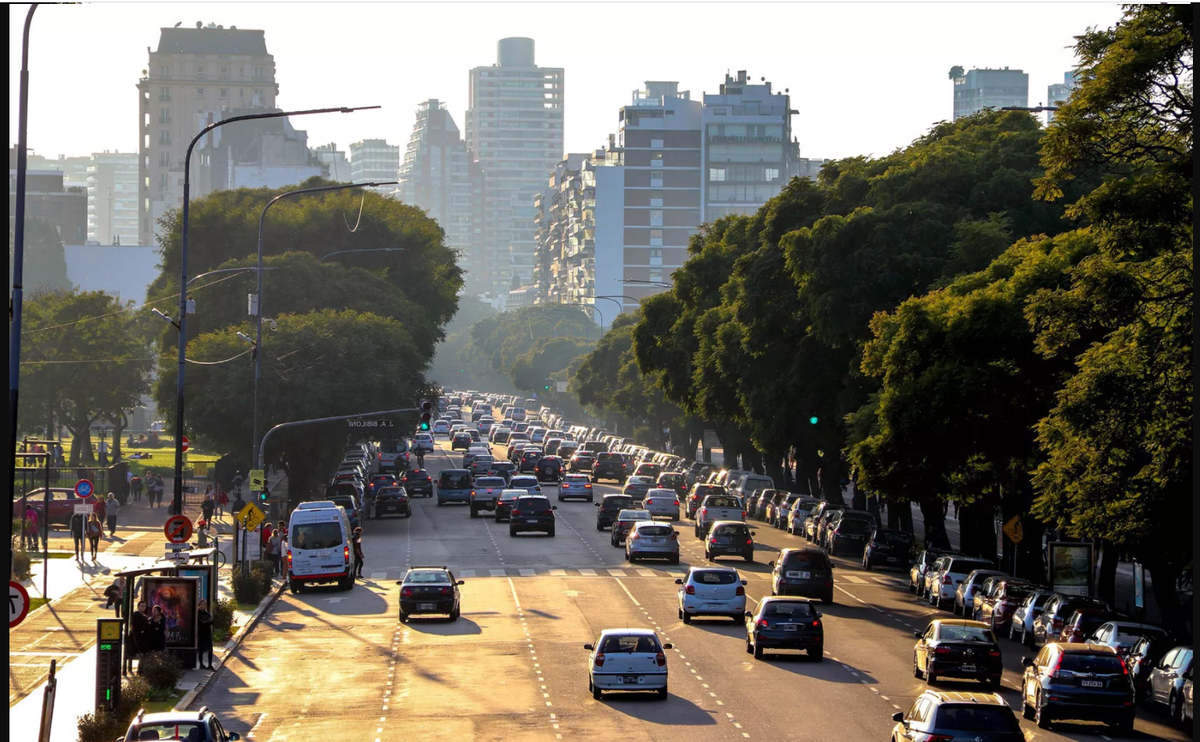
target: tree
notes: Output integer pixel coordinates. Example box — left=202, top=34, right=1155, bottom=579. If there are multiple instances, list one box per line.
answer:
left=19, top=289, right=153, bottom=463
left=428, top=296, right=498, bottom=387
left=510, top=336, right=594, bottom=392
left=458, top=306, right=594, bottom=389
left=10, top=216, right=72, bottom=293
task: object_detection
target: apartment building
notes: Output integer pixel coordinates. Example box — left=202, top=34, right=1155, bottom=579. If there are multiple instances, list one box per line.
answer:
left=137, top=23, right=278, bottom=245
left=349, top=139, right=400, bottom=187
left=1046, top=71, right=1078, bottom=124
left=533, top=153, right=593, bottom=306
left=86, top=151, right=139, bottom=245
left=311, top=143, right=353, bottom=182
left=8, top=167, right=87, bottom=245
left=950, top=66, right=1028, bottom=120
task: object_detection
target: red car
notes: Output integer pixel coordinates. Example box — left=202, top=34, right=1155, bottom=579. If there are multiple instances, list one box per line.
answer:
left=13, top=488, right=98, bottom=526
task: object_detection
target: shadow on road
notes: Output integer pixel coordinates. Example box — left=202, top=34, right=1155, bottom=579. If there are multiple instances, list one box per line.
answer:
left=595, top=691, right=717, bottom=726
left=403, top=616, right=483, bottom=636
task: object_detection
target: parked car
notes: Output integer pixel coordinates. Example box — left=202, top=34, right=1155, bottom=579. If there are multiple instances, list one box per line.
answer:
left=745, top=597, right=824, bottom=660
left=1127, top=633, right=1176, bottom=701
left=1087, top=620, right=1170, bottom=657
left=785, top=497, right=822, bottom=535
left=119, top=708, right=241, bottom=742
left=1145, top=645, right=1193, bottom=723
left=12, top=488, right=97, bottom=526
left=891, top=691, right=1024, bottom=742
left=862, top=528, right=915, bottom=570
left=955, top=569, right=1008, bottom=616
left=1031, top=593, right=1111, bottom=648
left=1021, top=643, right=1135, bottom=732
left=825, top=513, right=876, bottom=556
left=970, top=575, right=1023, bottom=621
left=769, top=548, right=834, bottom=603
left=976, top=579, right=1040, bottom=633
left=1059, top=608, right=1119, bottom=644
left=704, top=521, right=755, bottom=562
left=1009, top=589, right=1054, bottom=647
left=909, top=550, right=947, bottom=596
left=625, top=521, right=680, bottom=563
left=676, top=566, right=746, bottom=624
left=912, top=619, right=1002, bottom=688
left=928, top=556, right=994, bottom=612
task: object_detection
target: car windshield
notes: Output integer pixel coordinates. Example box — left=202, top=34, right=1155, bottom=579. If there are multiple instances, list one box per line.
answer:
left=937, top=625, right=996, bottom=643
left=407, top=571, right=449, bottom=583
left=600, top=635, right=660, bottom=653
left=291, top=522, right=342, bottom=550
left=875, top=531, right=913, bottom=545
left=692, top=570, right=737, bottom=585
left=763, top=601, right=815, bottom=618
left=933, top=706, right=1020, bottom=732
left=1059, top=653, right=1127, bottom=673
left=134, top=722, right=206, bottom=740
left=839, top=519, right=872, bottom=533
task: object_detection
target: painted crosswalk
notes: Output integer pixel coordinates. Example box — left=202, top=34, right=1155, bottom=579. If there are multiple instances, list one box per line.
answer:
left=384, top=565, right=908, bottom=585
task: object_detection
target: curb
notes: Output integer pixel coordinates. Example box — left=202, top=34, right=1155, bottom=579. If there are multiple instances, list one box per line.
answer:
left=173, top=579, right=287, bottom=711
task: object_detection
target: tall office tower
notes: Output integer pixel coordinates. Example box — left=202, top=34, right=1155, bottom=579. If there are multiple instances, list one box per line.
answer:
left=86, top=151, right=139, bottom=244
left=349, top=139, right=400, bottom=187
left=701, top=70, right=799, bottom=222
left=397, top=99, right=485, bottom=291
left=1046, top=71, right=1078, bottom=124
left=465, top=38, right=564, bottom=298
left=950, top=66, right=1029, bottom=120
left=137, top=23, right=278, bottom=246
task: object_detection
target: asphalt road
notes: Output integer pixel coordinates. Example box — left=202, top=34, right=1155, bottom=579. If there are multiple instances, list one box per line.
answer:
left=193, top=435, right=1190, bottom=742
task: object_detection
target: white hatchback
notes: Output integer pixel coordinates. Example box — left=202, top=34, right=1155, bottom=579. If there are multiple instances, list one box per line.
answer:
left=677, top=566, right=747, bottom=623
left=585, top=628, right=673, bottom=700
left=641, top=489, right=680, bottom=520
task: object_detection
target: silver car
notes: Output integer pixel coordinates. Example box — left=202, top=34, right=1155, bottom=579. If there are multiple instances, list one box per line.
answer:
left=641, top=489, right=680, bottom=520
left=1008, top=589, right=1053, bottom=646
left=625, top=521, right=680, bottom=564
left=676, top=566, right=746, bottom=623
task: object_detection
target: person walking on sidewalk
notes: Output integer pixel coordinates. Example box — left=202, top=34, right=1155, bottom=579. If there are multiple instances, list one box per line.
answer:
left=196, top=599, right=215, bottom=670
left=267, top=528, right=282, bottom=577
left=201, top=488, right=215, bottom=524
left=23, top=504, right=40, bottom=551
left=70, top=511, right=86, bottom=560
left=144, top=471, right=155, bottom=508
left=127, top=601, right=149, bottom=676
left=105, top=492, right=119, bottom=538
left=97, top=436, right=110, bottom=467
left=130, top=474, right=143, bottom=503
left=103, top=577, right=125, bottom=617
left=215, top=486, right=229, bottom=518
left=86, top=513, right=103, bottom=560
left=352, top=527, right=365, bottom=579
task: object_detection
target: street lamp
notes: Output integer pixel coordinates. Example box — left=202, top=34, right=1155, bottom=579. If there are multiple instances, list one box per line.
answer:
left=319, top=247, right=405, bottom=262
left=617, top=278, right=674, bottom=288
left=171, top=104, right=379, bottom=517
left=252, top=181, right=396, bottom=518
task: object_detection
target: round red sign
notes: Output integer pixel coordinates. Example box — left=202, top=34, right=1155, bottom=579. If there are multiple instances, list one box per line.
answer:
left=164, top=514, right=193, bottom=544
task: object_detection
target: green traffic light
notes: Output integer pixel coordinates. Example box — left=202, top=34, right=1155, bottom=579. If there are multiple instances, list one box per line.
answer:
left=420, top=422, right=430, bottom=431
left=809, top=416, right=818, bottom=425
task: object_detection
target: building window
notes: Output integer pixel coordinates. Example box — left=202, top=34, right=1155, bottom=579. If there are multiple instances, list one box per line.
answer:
left=196, top=87, right=205, bottom=98
left=765, top=167, right=780, bottom=181
left=159, top=64, right=170, bottom=77
left=219, top=88, right=228, bottom=98
left=650, top=248, right=663, bottom=266
left=650, top=190, right=663, bottom=207
left=254, top=66, right=265, bottom=79
left=159, top=151, right=170, bottom=167
left=219, top=66, right=229, bottom=77
left=650, top=229, right=664, bottom=246
left=650, top=210, right=663, bottom=226
left=710, top=168, right=727, bottom=182
left=159, top=109, right=171, bottom=123
left=159, top=130, right=171, bottom=145
left=196, top=65, right=206, bottom=78
left=651, top=138, right=663, bottom=148
left=649, top=268, right=663, bottom=282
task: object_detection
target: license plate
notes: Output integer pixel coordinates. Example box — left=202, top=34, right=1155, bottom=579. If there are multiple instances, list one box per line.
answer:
left=786, top=571, right=811, bottom=579
left=320, top=551, right=331, bottom=558
left=702, top=603, right=723, bottom=610
left=784, top=624, right=798, bottom=632
left=716, top=538, right=731, bottom=544
left=1081, top=679, right=1103, bottom=688
left=621, top=676, right=639, bottom=684
left=649, top=539, right=663, bottom=544
left=887, top=557, right=899, bottom=562
left=419, top=603, right=435, bottom=610
left=526, top=519, right=538, bottom=524
left=961, top=664, right=976, bottom=673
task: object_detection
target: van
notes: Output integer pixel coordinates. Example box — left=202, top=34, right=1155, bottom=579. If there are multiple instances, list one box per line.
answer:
left=437, top=469, right=473, bottom=506
left=732, top=474, right=775, bottom=501
left=287, top=501, right=356, bottom=593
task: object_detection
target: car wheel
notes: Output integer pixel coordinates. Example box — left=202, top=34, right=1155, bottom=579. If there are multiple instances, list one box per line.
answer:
left=548, top=527, right=555, bottom=537
left=1035, top=694, right=1052, bottom=729
left=592, top=685, right=603, bottom=701
left=1022, top=687, right=1034, bottom=719
left=753, top=643, right=764, bottom=660
left=450, top=605, right=460, bottom=621
left=656, top=685, right=668, bottom=700
left=926, top=670, right=937, bottom=685
left=913, top=662, right=922, bottom=679
left=509, top=528, right=517, bottom=537
left=823, top=591, right=834, bottom=605
left=558, top=496, right=564, bottom=502
left=469, top=506, right=478, bottom=518
left=1170, top=690, right=1182, bottom=723
left=682, top=612, right=691, bottom=625
left=398, top=611, right=408, bottom=623
left=744, top=553, right=753, bottom=563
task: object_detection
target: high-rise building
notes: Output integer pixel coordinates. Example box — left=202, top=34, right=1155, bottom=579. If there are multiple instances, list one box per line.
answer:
left=533, top=153, right=593, bottom=306
left=701, top=71, right=799, bottom=222
left=1046, top=71, right=1078, bottom=124
left=86, top=151, right=139, bottom=245
left=24, top=153, right=92, bottom=190
left=311, top=143, right=352, bottom=182
left=466, top=37, right=564, bottom=296
left=397, top=100, right=485, bottom=290
left=950, top=66, right=1029, bottom=120
left=8, top=162, right=87, bottom=245
left=194, top=111, right=321, bottom=193
left=349, top=139, right=400, bottom=187
left=137, top=23, right=278, bottom=246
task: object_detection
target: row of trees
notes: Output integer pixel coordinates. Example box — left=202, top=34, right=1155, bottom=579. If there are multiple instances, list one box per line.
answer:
left=566, top=6, right=1190, bottom=634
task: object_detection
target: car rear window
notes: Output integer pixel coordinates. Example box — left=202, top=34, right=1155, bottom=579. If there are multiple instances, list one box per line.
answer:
left=947, top=558, right=992, bottom=574
left=520, top=498, right=551, bottom=510
left=600, top=635, right=660, bottom=653
left=376, top=487, right=405, bottom=497
left=692, top=570, right=738, bottom=585
left=638, top=525, right=673, bottom=537
left=783, top=551, right=828, bottom=567
left=380, top=439, right=409, bottom=453
left=407, top=570, right=450, bottom=583
left=706, top=497, right=740, bottom=509
left=875, top=531, right=913, bottom=545
left=1073, top=613, right=1111, bottom=634
left=1059, top=652, right=1128, bottom=673
left=440, top=472, right=471, bottom=489
left=605, top=497, right=634, bottom=509
left=510, top=477, right=537, bottom=487
left=618, top=510, right=651, bottom=520
left=933, top=706, right=1020, bottom=732
left=764, top=601, right=816, bottom=618
left=565, top=475, right=589, bottom=483
left=402, top=471, right=431, bottom=482
left=713, top=523, right=750, bottom=536
left=291, top=521, right=342, bottom=550
left=474, top=478, right=505, bottom=487
left=838, top=519, right=873, bottom=533
left=598, top=453, right=621, bottom=462
left=937, top=625, right=996, bottom=643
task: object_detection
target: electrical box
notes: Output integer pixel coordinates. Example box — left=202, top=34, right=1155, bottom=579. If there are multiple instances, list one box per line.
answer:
left=248, top=293, right=259, bottom=316
left=185, top=299, right=196, bottom=315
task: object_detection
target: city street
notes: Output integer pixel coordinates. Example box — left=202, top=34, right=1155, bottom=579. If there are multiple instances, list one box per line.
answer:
left=190, top=438, right=1190, bottom=742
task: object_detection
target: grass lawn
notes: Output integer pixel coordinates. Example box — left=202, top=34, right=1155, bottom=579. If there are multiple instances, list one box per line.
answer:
left=29, top=597, right=49, bottom=611
left=144, top=688, right=187, bottom=713
left=29, top=552, right=74, bottom=561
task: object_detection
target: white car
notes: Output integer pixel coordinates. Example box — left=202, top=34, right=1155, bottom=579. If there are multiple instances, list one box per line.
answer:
left=585, top=628, right=672, bottom=700
left=413, top=433, right=435, bottom=453
left=676, top=566, right=747, bottom=624
left=432, top=420, right=450, bottom=436
left=559, top=473, right=594, bottom=502
left=641, top=489, right=680, bottom=520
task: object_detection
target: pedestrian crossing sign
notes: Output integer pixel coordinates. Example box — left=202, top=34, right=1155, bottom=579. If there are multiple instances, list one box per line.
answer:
left=1002, top=515, right=1024, bottom=544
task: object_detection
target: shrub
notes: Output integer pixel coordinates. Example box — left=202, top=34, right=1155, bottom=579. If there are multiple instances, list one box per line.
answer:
left=137, top=650, right=183, bottom=692
left=11, top=544, right=31, bottom=581
left=232, top=565, right=264, bottom=604
left=253, top=560, right=274, bottom=593
left=120, top=675, right=152, bottom=719
left=212, top=598, right=235, bottom=641
left=76, top=709, right=124, bottom=742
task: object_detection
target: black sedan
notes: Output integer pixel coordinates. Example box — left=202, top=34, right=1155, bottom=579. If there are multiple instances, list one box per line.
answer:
left=373, top=487, right=411, bottom=518
left=705, top=521, right=755, bottom=562
left=398, top=469, right=433, bottom=498
left=397, top=567, right=463, bottom=622
left=534, top=455, right=564, bottom=483
left=745, top=596, right=824, bottom=660
left=913, top=620, right=1002, bottom=688
left=862, top=528, right=915, bottom=570
left=1021, top=643, right=1135, bottom=731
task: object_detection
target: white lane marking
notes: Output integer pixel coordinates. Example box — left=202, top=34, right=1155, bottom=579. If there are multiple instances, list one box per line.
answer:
left=578, top=568, right=597, bottom=576
left=507, top=577, right=522, bottom=610
left=638, top=569, right=657, bottom=577
left=519, top=569, right=535, bottom=577
left=370, top=572, right=387, bottom=580
left=841, top=574, right=867, bottom=584
left=490, top=569, right=506, bottom=577
left=615, top=578, right=641, bottom=607
left=607, top=569, right=626, bottom=577
left=246, top=713, right=268, bottom=739
left=549, top=569, right=567, bottom=576
left=459, top=569, right=476, bottom=578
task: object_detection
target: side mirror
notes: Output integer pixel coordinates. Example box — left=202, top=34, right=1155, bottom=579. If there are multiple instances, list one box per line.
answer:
left=1021, top=657, right=1034, bottom=668
left=552, top=506, right=558, bottom=510
left=594, top=502, right=600, bottom=507
left=583, top=643, right=593, bottom=651
left=750, top=531, right=757, bottom=536
left=228, top=735, right=241, bottom=742
left=741, top=580, right=748, bottom=586
left=662, top=643, right=673, bottom=650
left=675, top=578, right=683, bottom=585
left=816, top=612, right=822, bottom=618
left=395, top=581, right=405, bottom=585
left=768, top=561, right=775, bottom=568
left=891, top=711, right=904, bottom=722
left=912, top=630, right=923, bottom=639
left=456, top=580, right=465, bottom=586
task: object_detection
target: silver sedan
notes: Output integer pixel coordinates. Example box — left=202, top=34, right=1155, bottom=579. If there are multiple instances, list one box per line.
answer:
left=625, top=521, right=680, bottom=564
left=641, top=489, right=680, bottom=520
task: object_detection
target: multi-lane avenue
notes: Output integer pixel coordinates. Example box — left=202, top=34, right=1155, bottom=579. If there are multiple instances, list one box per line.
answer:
left=191, top=437, right=1190, bottom=742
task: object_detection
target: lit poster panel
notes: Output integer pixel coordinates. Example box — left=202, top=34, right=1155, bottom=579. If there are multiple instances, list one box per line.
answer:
left=1048, top=542, right=1094, bottom=597
left=142, top=576, right=199, bottom=648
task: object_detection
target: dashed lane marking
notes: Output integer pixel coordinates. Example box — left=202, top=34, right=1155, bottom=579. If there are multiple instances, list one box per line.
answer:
left=578, top=568, right=597, bottom=576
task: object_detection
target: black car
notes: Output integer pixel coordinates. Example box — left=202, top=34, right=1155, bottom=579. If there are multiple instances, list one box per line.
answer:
left=826, top=515, right=875, bottom=555
left=398, top=469, right=433, bottom=497
left=913, top=619, right=1003, bottom=688
left=595, top=494, right=637, bottom=531
left=1021, top=643, right=1135, bottom=732
left=398, top=567, right=463, bottom=622
left=862, top=528, right=915, bottom=570
left=373, top=487, right=411, bottom=518
left=569, top=451, right=596, bottom=472
left=534, top=455, right=564, bottom=483
left=770, top=548, right=834, bottom=603
left=892, top=691, right=1024, bottom=742
left=519, top=449, right=543, bottom=473
left=509, top=495, right=557, bottom=537
left=592, top=453, right=628, bottom=483
left=747, top=490, right=774, bottom=521
left=705, top=521, right=755, bottom=562
left=451, top=431, right=472, bottom=451
left=656, top=472, right=688, bottom=499
left=487, top=461, right=518, bottom=483
left=745, top=597, right=824, bottom=660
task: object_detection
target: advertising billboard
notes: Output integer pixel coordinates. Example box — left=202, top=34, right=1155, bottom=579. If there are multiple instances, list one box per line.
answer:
left=142, top=576, right=199, bottom=648
left=1048, top=542, right=1094, bottom=596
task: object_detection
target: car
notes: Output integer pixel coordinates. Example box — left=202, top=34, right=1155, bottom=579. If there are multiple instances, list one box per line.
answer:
left=595, top=494, right=637, bottom=531
left=763, top=491, right=790, bottom=528
left=288, top=501, right=357, bottom=592
left=518, top=448, right=543, bottom=473
left=912, top=619, right=1002, bottom=688
left=437, top=469, right=473, bottom=506
left=1145, top=645, right=1193, bottom=723
left=770, top=548, right=835, bottom=603
left=676, top=567, right=747, bottom=624
left=377, top=438, right=411, bottom=472
left=412, top=432, right=435, bottom=453
left=469, top=476, right=506, bottom=518
left=592, top=452, right=628, bottom=483
left=705, top=520, right=755, bottom=562
left=323, top=486, right=363, bottom=531
left=509, top=495, right=556, bottom=536
left=976, top=579, right=1040, bottom=632
left=494, top=489, right=525, bottom=522
left=633, top=462, right=662, bottom=479
left=825, top=513, right=876, bottom=555
left=585, top=629, right=672, bottom=700
left=684, top=484, right=724, bottom=519
left=373, top=486, right=410, bottom=518
left=506, top=440, right=529, bottom=463
left=656, top=472, right=688, bottom=500
left=745, top=596, right=824, bottom=660
left=569, top=451, right=596, bottom=473
left=398, top=469, right=433, bottom=497
left=451, top=431, right=473, bottom=450
left=971, top=575, right=1024, bottom=621
left=1086, top=620, right=1170, bottom=657
left=773, top=494, right=812, bottom=531
left=910, top=550, right=947, bottom=596
left=694, top=494, right=745, bottom=537
left=487, top=460, right=518, bottom=483
left=1183, top=667, right=1194, bottom=731
left=12, top=488, right=99, bottom=526
left=1059, top=608, right=1119, bottom=644
left=891, top=691, right=1024, bottom=742
left=746, top=490, right=773, bottom=521
left=559, top=473, right=594, bottom=502
left=557, top=442, right=579, bottom=460
left=807, top=501, right=843, bottom=542
left=862, top=528, right=915, bottom=570
left=397, top=566, right=463, bottom=622
left=506, top=474, right=542, bottom=498
left=610, top=509, right=652, bottom=546
left=1127, top=633, right=1176, bottom=702
left=491, top=426, right=512, bottom=445
left=621, top=475, right=656, bottom=499
left=1021, top=643, right=1135, bottom=731
left=928, top=556, right=994, bottom=611
left=534, top=454, right=564, bottom=482
left=432, top=419, right=451, bottom=436
left=641, top=489, right=680, bottom=520
left=785, top=497, right=822, bottom=535
left=954, top=568, right=1008, bottom=616
left=1031, top=593, right=1111, bottom=647
left=468, top=454, right=495, bottom=477
left=120, top=708, right=241, bottom=742
left=625, top=521, right=680, bottom=563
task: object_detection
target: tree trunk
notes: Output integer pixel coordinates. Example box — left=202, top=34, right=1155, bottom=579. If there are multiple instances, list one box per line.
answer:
left=919, top=498, right=951, bottom=550
left=898, top=501, right=914, bottom=535
left=763, top=455, right=785, bottom=491
left=959, top=498, right=998, bottom=560
left=1143, top=557, right=1188, bottom=641
left=820, top=450, right=846, bottom=505
left=110, top=412, right=128, bottom=463
left=1095, top=540, right=1119, bottom=607
left=886, top=499, right=901, bottom=530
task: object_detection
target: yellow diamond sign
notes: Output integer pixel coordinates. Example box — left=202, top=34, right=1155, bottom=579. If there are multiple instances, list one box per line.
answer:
left=1002, top=515, right=1024, bottom=545
left=238, top=502, right=266, bottom=532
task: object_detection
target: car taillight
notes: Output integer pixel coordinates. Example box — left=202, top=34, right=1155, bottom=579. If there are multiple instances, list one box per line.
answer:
left=286, top=550, right=292, bottom=567
left=812, top=620, right=820, bottom=627
left=741, top=511, right=747, bottom=519
left=344, top=545, right=350, bottom=562
left=401, top=587, right=412, bottom=597
left=470, top=491, right=476, bottom=496
left=512, top=510, right=521, bottom=517
left=631, top=533, right=640, bottom=540
left=674, top=500, right=680, bottom=506
left=594, top=653, right=605, bottom=667
left=1047, top=653, right=1064, bottom=680
left=735, top=585, right=745, bottom=596
left=710, top=537, right=719, bottom=544
left=934, top=646, right=952, bottom=655
left=942, top=575, right=953, bottom=584
left=656, top=652, right=666, bottom=667
left=585, top=484, right=592, bottom=489
left=701, top=508, right=708, bottom=516
left=441, top=587, right=451, bottom=595
left=543, top=510, right=553, bottom=516
left=685, top=585, right=695, bottom=595
left=756, top=619, right=769, bottom=629
left=746, top=538, right=754, bottom=545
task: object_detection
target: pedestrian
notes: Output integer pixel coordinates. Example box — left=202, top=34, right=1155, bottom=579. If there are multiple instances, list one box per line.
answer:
left=97, top=436, right=110, bottom=467
left=352, top=527, right=364, bottom=578
left=154, top=473, right=165, bottom=509
left=23, top=504, right=40, bottom=551
left=196, top=599, right=215, bottom=670
left=70, top=511, right=86, bottom=560
left=276, top=521, right=288, bottom=581
left=105, top=492, right=119, bottom=537
left=54, top=440, right=65, bottom=466
left=149, top=605, right=167, bottom=652
left=267, top=528, right=282, bottom=578
left=196, top=519, right=210, bottom=548
left=952, top=501, right=958, bottom=519
left=103, top=577, right=125, bottom=617
left=127, top=601, right=149, bottom=675
left=201, top=488, right=215, bottom=524
left=86, top=513, right=103, bottom=560
left=130, top=474, right=143, bottom=503
left=144, top=471, right=154, bottom=508
left=231, top=471, right=244, bottom=499
left=215, top=486, right=229, bottom=517
left=260, top=521, right=273, bottom=552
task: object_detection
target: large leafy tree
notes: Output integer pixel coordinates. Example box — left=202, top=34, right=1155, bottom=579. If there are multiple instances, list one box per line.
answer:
left=428, top=296, right=498, bottom=388
left=458, top=305, right=594, bottom=390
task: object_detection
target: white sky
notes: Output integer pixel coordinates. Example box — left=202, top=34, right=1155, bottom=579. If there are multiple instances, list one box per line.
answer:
left=9, top=1, right=1125, bottom=163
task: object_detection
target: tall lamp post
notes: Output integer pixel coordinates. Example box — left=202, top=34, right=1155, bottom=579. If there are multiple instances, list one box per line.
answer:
left=251, top=182, right=397, bottom=517
left=170, top=104, right=379, bottom=516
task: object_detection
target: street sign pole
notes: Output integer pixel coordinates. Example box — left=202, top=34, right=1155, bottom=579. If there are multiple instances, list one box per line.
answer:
left=38, top=658, right=56, bottom=742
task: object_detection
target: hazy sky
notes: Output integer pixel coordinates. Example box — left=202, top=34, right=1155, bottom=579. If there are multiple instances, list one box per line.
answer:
left=9, top=1, right=1125, bottom=163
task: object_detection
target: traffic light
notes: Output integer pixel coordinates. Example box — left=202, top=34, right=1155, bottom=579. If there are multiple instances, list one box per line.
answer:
left=544, top=384, right=551, bottom=391
left=260, top=479, right=270, bottom=502
left=808, top=411, right=819, bottom=425
left=420, top=399, right=432, bottom=431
